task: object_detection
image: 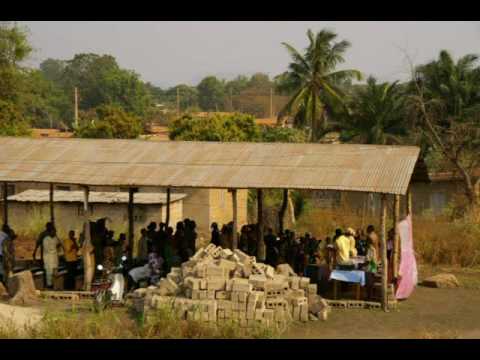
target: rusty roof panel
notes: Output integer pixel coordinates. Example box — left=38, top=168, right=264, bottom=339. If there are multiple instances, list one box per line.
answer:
left=0, top=137, right=420, bottom=195
left=8, top=189, right=186, bottom=204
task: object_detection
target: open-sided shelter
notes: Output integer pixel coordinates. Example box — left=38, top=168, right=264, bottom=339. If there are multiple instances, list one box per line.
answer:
left=0, top=137, right=421, bottom=309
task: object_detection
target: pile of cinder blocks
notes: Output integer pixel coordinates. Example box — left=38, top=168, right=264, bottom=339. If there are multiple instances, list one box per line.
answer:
left=129, top=245, right=330, bottom=328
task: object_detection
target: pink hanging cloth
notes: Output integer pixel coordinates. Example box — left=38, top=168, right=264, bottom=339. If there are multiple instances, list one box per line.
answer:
left=395, top=215, right=418, bottom=300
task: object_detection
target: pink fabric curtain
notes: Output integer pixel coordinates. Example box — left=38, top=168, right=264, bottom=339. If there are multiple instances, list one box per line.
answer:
left=395, top=215, right=418, bottom=300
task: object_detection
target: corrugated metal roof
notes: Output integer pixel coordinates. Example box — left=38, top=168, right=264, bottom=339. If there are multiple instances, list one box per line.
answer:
left=0, top=137, right=420, bottom=195
left=8, top=189, right=186, bottom=204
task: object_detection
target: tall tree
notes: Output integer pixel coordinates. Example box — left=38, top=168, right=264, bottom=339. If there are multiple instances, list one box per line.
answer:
left=408, top=50, right=480, bottom=215
left=197, top=76, right=226, bottom=111
left=277, top=29, right=362, bottom=141
left=0, top=22, right=32, bottom=102
left=340, top=76, right=408, bottom=145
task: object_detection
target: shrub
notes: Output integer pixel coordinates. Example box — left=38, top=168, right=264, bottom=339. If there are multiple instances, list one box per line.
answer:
left=74, top=104, right=142, bottom=139
left=0, top=99, right=31, bottom=136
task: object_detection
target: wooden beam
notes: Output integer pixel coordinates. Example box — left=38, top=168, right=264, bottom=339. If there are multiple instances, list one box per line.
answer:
left=406, top=187, right=413, bottom=217
left=49, top=183, right=55, bottom=226
left=231, top=189, right=238, bottom=250
left=166, top=187, right=171, bottom=227
left=82, top=186, right=94, bottom=291
left=257, top=189, right=265, bottom=261
left=380, top=193, right=389, bottom=312
left=128, top=188, right=135, bottom=260
left=278, top=189, right=288, bottom=233
left=393, top=194, right=400, bottom=279
left=2, top=182, right=8, bottom=226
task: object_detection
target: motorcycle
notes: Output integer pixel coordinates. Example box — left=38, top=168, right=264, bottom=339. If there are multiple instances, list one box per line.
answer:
left=92, top=255, right=128, bottom=311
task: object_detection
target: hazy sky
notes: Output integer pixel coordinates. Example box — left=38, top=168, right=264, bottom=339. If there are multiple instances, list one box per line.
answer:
left=21, top=21, right=480, bottom=88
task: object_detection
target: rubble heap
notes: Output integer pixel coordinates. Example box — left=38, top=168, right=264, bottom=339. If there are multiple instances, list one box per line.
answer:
left=129, top=245, right=330, bottom=327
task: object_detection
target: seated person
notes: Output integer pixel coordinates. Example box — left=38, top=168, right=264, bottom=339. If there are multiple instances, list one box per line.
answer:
left=334, top=229, right=353, bottom=269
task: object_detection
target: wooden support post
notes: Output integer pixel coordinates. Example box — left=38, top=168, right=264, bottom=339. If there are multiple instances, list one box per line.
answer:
left=49, top=183, right=55, bottom=226
left=393, top=194, right=400, bottom=279
left=128, top=188, right=135, bottom=260
left=380, top=194, right=388, bottom=311
left=278, top=189, right=288, bottom=233
left=166, top=187, right=171, bottom=227
left=257, top=189, right=265, bottom=261
left=82, top=186, right=94, bottom=292
left=2, top=182, right=8, bottom=226
left=231, top=189, right=238, bottom=249
left=406, top=187, right=413, bottom=218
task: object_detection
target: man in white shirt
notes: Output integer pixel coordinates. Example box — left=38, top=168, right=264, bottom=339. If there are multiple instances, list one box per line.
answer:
left=42, top=227, right=64, bottom=288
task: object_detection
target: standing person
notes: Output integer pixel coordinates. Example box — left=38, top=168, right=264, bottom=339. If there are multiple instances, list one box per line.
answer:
left=63, top=230, right=79, bottom=290
left=264, top=228, right=277, bottom=266
left=189, top=220, right=197, bottom=254
left=155, top=222, right=167, bottom=258
left=174, top=221, right=188, bottom=262
left=114, top=233, right=127, bottom=265
left=33, top=222, right=54, bottom=265
left=146, top=222, right=157, bottom=253
left=387, top=228, right=395, bottom=262
left=220, top=224, right=229, bottom=249
left=364, top=236, right=380, bottom=300
left=42, top=227, right=63, bottom=289
left=239, top=225, right=249, bottom=253
left=1, top=225, right=16, bottom=283
left=366, top=225, right=380, bottom=263
left=356, top=229, right=368, bottom=256
left=210, top=223, right=221, bottom=247
left=247, top=224, right=257, bottom=256
left=0, top=225, right=9, bottom=283
left=137, top=228, right=149, bottom=265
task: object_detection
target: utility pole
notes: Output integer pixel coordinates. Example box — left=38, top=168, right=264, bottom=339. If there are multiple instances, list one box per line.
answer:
left=230, top=88, right=233, bottom=112
left=74, top=87, right=79, bottom=128
left=270, top=88, right=273, bottom=119
left=176, top=87, right=180, bottom=116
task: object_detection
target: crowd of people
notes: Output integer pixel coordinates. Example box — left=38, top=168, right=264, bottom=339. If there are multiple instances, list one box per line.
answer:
left=1, top=214, right=395, bottom=300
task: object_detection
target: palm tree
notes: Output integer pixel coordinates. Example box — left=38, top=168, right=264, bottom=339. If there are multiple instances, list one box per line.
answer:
left=277, top=29, right=362, bottom=142
left=340, top=76, right=408, bottom=145
left=414, top=50, right=480, bottom=120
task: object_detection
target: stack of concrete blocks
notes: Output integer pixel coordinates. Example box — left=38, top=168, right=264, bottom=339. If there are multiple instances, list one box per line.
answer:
left=130, top=244, right=329, bottom=328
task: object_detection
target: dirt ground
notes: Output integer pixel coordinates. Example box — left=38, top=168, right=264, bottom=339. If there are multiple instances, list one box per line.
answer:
left=283, top=265, right=480, bottom=339
left=1, top=265, right=479, bottom=339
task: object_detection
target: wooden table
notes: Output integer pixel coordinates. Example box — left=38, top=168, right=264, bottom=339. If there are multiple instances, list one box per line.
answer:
left=332, top=280, right=361, bottom=300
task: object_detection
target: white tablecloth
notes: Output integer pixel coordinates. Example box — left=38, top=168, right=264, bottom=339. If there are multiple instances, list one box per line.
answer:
left=329, top=270, right=366, bottom=286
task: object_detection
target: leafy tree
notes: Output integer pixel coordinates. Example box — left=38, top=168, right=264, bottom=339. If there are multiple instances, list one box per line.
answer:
left=248, top=73, right=273, bottom=91
left=339, top=76, right=408, bottom=144
left=17, top=69, right=71, bottom=128
left=408, top=50, right=480, bottom=214
left=225, top=75, right=250, bottom=95
left=74, top=104, right=142, bottom=139
left=0, top=22, right=32, bottom=102
left=39, top=58, right=66, bottom=84
left=0, top=100, right=31, bottom=136
left=42, top=53, right=152, bottom=124
left=169, top=113, right=260, bottom=142
left=197, top=76, right=226, bottom=111
left=277, top=29, right=362, bottom=141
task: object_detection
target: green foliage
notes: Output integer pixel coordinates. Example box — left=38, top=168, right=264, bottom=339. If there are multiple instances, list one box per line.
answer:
left=0, top=22, right=32, bottom=103
left=197, top=76, right=226, bottom=111
left=169, top=113, right=260, bottom=142
left=74, top=105, right=142, bottom=139
left=260, top=126, right=307, bottom=143
left=339, top=76, right=408, bottom=144
left=0, top=99, right=31, bottom=136
left=39, top=53, right=153, bottom=125
left=278, top=28, right=362, bottom=141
